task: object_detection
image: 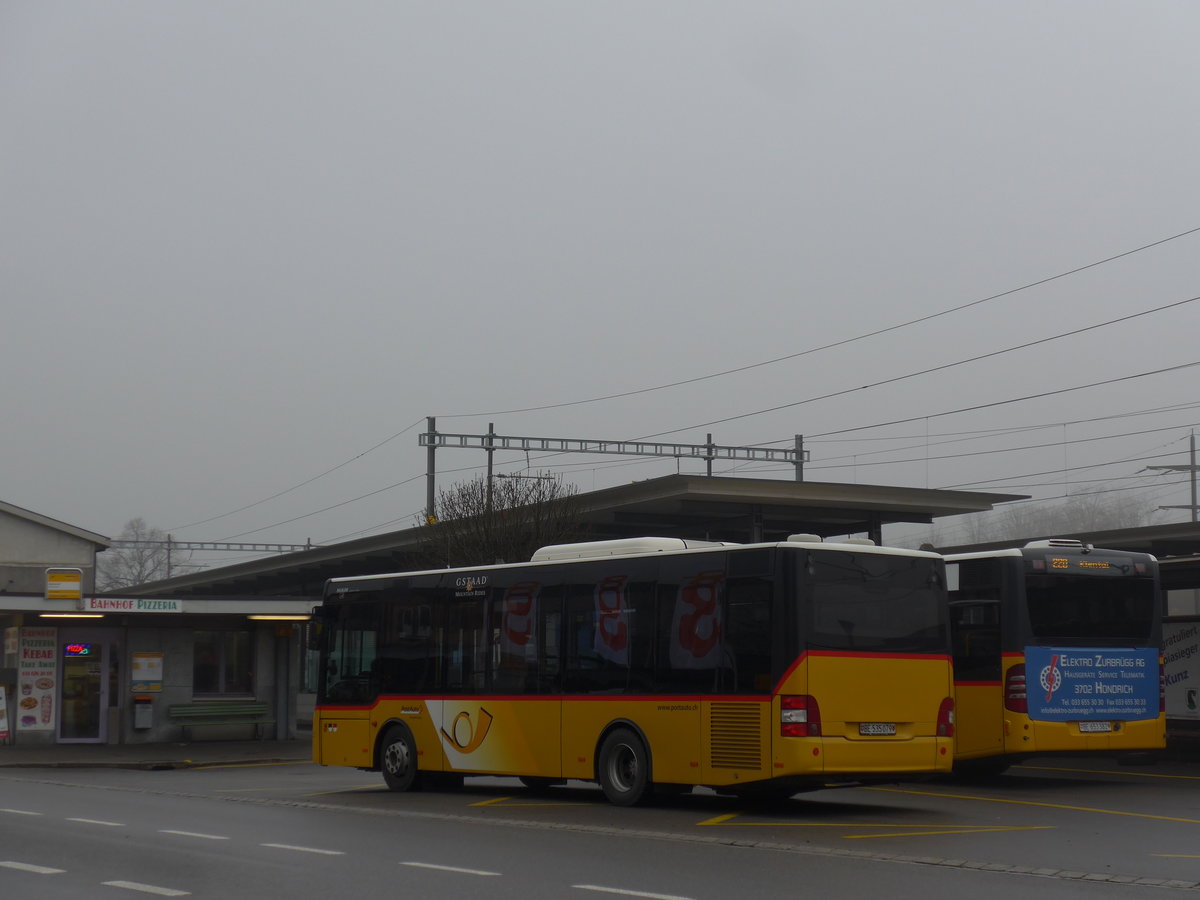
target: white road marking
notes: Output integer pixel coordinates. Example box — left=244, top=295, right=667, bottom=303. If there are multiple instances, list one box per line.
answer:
left=67, top=817, right=125, bottom=827
left=159, top=830, right=230, bottom=841
left=0, top=808, right=43, bottom=816
left=0, top=861, right=66, bottom=874
left=101, top=881, right=190, bottom=896
left=573, top=886, right=694, bottom=900
left=401, top=861, right=501, bottom=876
left=261, top=843, right=345, bottom=855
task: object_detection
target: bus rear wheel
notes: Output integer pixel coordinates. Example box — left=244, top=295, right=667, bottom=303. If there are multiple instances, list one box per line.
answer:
left=598, top=727, right=652, bottom=806
left=380, top=725, right=421, bottom=792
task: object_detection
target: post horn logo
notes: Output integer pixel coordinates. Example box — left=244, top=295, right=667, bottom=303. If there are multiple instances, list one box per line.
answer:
left=440, top=707, right=494, bottom=754
left=1040, top=654, right=1063, bottom=701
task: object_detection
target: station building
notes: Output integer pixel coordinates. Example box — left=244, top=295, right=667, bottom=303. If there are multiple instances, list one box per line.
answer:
left=0, top=501, right=309, bottom=746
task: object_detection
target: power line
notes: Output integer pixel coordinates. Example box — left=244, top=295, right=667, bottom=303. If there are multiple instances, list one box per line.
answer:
left=171, top=418, right=426, bottom=532
left=792, top=399, right=1200, bottom=448
left=812, top=360, right=1200, bottom=440
left=214, top=473, right=428, bottom=541
left=807, top=422, right=1199, bottom=471
left=439, top=224, right=1200, bottom=420
left=637, top=296, right=1200, bottom=441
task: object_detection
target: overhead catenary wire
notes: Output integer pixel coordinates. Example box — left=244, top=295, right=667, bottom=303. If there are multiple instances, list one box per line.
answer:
left=184, top=238, right=1200, bottom=545
left=634, top=296, right=1200, bottom=441
left=439, top=224, right=1200, bottom=420
left=170, top=418, right=427, bottom=533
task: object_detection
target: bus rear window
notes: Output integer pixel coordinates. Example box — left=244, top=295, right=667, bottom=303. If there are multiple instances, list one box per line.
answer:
left=1026, top=576, right=1156, bottom=643
left=804, top=553, right=947, bottom=653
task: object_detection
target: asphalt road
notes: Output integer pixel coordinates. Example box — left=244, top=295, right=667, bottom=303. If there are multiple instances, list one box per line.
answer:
left=1, top=757, right=1198, bottom=898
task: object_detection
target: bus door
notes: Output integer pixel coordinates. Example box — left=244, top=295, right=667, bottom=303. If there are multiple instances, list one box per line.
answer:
left=316, top=599, right=378, bottom=767
left=438, top=582, right=563, bottom=778
left=949, top=598, right=1004, bottom=759
left=947, top=560, right=1005, bottom=760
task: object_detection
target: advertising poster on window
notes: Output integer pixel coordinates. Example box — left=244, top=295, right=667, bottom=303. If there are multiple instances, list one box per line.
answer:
left=131, top=652, right=165, bottom=692
left=499, top=582, right=539, bottom=659
left=18, top=626, right=58, bottom=732
left=669, top=570, right=726, bottom=669
left=0, top=685, right=10, bottom=744
left=593, top=575, right=630, bottom=665
left=1025, top=646, right=1159, bottom=722
left=1164, top=621, right=1200, bottom=721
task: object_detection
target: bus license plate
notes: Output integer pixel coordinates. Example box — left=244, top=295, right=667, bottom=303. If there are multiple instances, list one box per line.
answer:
left=859, top=723, right=897, bottom=736
left=1078, top=721, right=1113, bottom=733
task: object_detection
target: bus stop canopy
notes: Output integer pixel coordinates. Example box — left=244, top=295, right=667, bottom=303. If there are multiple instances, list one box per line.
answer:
left=117, top=475, right=1022, bottom=599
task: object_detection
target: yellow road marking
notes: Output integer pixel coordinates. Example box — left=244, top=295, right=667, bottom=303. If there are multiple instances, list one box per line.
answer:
left=192, top=761, right=308, bottom=770
left=1153, top=854, right=1200, bottom=859
left=472, top=796, right=514, bottom=807
left=1014, top=764, right=1200, bottom=782
left=699, top=813, right=1051, bottom=839
left=469, top=795, right=577, bottom=808
left=214, top=788, right=273, bottom=793
left=869, top=786, right=1200, bottom=825
left=301, top=784, right=382, bottom=798
left=843, top=825, right=1053, bottom=840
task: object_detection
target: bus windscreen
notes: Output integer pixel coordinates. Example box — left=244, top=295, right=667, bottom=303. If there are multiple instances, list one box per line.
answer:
left=805, top=554, right=947, bottom=653
left=1025, top=575, right=1156, bottom=643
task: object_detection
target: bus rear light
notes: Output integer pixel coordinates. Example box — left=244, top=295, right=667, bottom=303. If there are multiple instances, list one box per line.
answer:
left=780, top=695, right=821, bottom=737
left=1005, top=664, right=1028, bottom=713
left=937, top=697, right=955, bottom=737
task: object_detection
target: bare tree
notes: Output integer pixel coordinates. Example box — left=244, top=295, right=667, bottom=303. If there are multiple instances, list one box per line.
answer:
left=416, top=473, right=588, bottom=568
left=96, top=518, right=196, bottom=591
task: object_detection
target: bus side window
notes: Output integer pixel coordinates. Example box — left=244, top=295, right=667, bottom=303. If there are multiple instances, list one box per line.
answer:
left=723, top=577, right=773, bottom=694
left=324, top=599, right=380, bottom=704
left=377, top=589, right=437, bottom=694
left=655, top=561, right=725, bottom=694
left=563, top=561, right=654, bottom=694
left=444, top=598, right=487, bottom=693
left=949, top=599, right=1001, bottom=682
left=947, top=559, right=1002, bottom=681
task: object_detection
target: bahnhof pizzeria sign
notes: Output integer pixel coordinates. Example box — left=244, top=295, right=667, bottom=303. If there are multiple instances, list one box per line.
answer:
left=80, top=597, right=183, bottom=613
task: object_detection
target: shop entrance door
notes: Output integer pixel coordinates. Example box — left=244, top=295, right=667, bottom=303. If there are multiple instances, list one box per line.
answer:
left=58, top=636, right=108, bottom=743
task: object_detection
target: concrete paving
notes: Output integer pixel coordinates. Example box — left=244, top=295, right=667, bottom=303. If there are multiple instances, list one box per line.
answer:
left=0, top=735, right=313, bottom=769
left=1, top=729, right=1196, bottom=770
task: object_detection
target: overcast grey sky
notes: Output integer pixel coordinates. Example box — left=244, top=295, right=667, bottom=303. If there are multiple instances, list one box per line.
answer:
left=4, top=2, right=1200, bottom=564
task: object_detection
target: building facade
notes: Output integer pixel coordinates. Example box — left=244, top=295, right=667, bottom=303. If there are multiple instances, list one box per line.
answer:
left=0, top=502, right=309, bottom=746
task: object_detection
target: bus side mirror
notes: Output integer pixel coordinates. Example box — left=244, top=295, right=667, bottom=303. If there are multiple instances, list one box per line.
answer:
left=308, top=607, right=330, bottom=651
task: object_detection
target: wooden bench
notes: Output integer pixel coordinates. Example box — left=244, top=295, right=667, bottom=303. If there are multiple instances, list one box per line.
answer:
left=167, top=701, right=275, bottom=740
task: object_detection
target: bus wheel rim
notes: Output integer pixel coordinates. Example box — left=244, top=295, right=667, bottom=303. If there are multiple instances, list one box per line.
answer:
left=384, top=740, right=410, bottom=776
left=609, top=742, right=637, bottom=791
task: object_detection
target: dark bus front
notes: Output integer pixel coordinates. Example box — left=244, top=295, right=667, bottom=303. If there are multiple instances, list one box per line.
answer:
left=948, top=542, right=1164, bottom=768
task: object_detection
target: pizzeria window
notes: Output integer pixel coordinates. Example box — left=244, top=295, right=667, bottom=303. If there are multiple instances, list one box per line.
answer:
left=193, top=629, right=254, bottom=696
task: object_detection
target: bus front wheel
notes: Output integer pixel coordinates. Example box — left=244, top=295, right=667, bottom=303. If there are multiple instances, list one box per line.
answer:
left=380, top=725, right=421, bottom=792
left=598, top=727, right=652, bottom=806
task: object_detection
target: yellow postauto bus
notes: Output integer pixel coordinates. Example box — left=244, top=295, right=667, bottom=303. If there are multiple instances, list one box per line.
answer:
left=947, top=539, right=1165, bottom=775
left=312, top=536, right=955, bottom=805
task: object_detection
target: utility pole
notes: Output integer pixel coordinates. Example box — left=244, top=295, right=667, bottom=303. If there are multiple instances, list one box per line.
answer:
left=1151, top=431, right=1199, bottom=522
left=425, top=416, right=438, bottom=524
